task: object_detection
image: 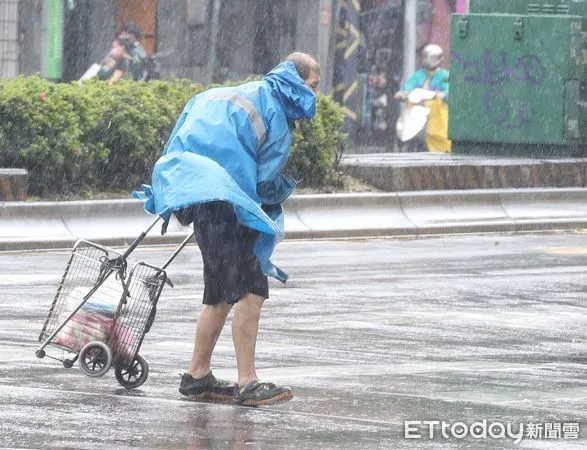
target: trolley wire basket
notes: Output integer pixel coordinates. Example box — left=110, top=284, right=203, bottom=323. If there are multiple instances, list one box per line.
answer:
left=35, top=216, right=193, bottom=389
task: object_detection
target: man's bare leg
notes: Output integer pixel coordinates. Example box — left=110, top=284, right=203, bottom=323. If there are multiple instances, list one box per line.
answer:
left=232, top=293, right=264, bottom=387
left=232, top=293, right=293, bottom=405
left=189, top=302, right=232, bottom=378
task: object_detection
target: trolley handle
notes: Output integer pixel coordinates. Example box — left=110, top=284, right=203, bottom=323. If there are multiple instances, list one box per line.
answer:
left=144, top=232, right=195, bottom=290
left=161, top=231, right=195, bottom=270
left=119, top=215, right=162, bottom=261
left=157, top=231, right=195, bottom=288
left=121, top=220, right=194, bottom=290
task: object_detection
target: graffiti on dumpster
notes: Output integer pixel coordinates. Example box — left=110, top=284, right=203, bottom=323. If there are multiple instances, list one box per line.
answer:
left=452, top=50, right=545, bottom=86
left=482, top=87, right=536, bottom=129
left=452, top=49, right=546, bottom=129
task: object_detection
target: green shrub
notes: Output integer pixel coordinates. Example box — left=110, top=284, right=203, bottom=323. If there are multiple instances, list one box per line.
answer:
left=289, top=95, right=346, bottom=187
left=0, top=76, right=84, bottom=195
left=76, top=79, right=203, bottom=190
left=0, top=76, right=345, bottom=197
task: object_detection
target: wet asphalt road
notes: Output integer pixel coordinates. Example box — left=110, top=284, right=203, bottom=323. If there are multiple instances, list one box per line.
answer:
left=0, top=232, right=586, bottom=449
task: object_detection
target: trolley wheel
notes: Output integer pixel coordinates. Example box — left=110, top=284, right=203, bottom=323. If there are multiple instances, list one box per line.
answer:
left=35, top=349, right=45, bottom=358
left=63, top=359, right=75, bottom=368
left=78, top=341, right=112, bottom=378
left=115, top=355, right=149, bottom=389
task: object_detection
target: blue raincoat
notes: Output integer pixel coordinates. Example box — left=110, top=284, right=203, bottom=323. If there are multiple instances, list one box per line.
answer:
left=133, top=61, right=317, bottom=282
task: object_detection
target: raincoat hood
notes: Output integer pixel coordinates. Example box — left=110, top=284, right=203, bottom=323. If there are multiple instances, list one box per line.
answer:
left=264, top=61, right=316, bottom=121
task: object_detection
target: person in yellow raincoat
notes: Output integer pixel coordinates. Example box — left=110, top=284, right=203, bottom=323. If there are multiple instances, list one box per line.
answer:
left=394, top=44, right=451, bottom=152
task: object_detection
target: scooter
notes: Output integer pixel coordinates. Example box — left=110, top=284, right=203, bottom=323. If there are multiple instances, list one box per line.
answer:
left=394, top=88, right=438, bottom=151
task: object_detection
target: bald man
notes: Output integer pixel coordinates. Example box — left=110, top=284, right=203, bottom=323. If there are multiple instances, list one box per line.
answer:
left=137, top=52, right=321, bottom=406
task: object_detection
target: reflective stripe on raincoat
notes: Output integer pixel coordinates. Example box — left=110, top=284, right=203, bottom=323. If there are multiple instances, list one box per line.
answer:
left=132, top=61, right=317, bottom=282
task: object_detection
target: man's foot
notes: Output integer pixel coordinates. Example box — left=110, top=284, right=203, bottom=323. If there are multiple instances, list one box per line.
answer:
left=179, top=372, right=236, bottom=403
left=233, top=380, right=293, bottom=406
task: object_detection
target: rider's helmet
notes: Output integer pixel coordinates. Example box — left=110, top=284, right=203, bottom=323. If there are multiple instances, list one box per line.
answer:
left=421, top=44, right=444, bottom=70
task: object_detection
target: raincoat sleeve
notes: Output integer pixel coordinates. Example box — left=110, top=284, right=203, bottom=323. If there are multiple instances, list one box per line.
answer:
left=256, top=121, right=296, bottom=206
left=163, top=97, right=196, bottom=154
left=442, top=82, right=449, bottom=99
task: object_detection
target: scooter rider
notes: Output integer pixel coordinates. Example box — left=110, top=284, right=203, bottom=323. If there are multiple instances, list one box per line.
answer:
left=394, top=44, right=451, bottom=152
left=394, top=44, right=449, bottom=102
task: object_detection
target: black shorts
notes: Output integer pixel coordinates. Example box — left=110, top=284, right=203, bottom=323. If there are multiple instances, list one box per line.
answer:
left=176, top=201, right=269, bottom=305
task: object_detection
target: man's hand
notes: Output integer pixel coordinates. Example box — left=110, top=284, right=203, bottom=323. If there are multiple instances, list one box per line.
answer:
left=435, top=92, right=446, bottom=101
left=257, top=173, right=297, bottom=206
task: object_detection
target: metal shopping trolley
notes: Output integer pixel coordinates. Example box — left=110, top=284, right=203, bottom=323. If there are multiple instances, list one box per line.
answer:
left=35, top=217, right=193, bottom=389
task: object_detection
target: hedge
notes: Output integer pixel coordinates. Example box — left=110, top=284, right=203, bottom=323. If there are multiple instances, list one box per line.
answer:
left=0, top=76, right=346, bottom=197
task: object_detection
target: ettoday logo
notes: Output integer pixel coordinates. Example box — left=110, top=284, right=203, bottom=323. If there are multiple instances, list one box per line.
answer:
left=404, top=420, right=580, bottom=444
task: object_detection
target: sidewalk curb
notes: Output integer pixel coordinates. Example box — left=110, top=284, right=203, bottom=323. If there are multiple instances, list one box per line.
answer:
left=2, top=188, right=587, bottom=251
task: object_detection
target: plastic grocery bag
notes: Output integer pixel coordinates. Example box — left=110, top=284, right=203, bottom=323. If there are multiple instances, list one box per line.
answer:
left=52, top=277, right=125, bottom=352
left=111, top=323, right=138, bottom=362
left=54, top=311, right=113, bottom=352
left=63, top=279, right=123, bottom=318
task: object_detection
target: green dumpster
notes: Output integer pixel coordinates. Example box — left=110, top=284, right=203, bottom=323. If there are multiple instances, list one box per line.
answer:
left=449, top=13, right=586, bottom=156
left=469, top=0, right=587, bottom=16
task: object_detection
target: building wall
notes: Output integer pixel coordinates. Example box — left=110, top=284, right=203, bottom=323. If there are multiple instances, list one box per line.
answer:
left=295, top=0, right=320, bottom=55
left=0, top=0, right=19, bottom=78
left=11, top=0, right=333, bottom=87
left=416, top=0, right=454, bottom=69
left=428, top=0, right=452, bottom=66
left=135, top=0, right=326, bottom=84
left=62, top=0, right=94, bottom=81
left=156, top=0, right=209, bottom=81
left=216, top=0, right=256, bottom=80
left=456, top=0, right=468, bottom=13
left=88, top=0, right=116, bottom=65
left=18, top=0, right=43, bottom=75
left=317, top=0, right=334, bottom=92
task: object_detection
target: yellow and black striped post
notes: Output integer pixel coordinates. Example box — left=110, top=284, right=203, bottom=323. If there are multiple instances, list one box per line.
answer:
left=332, top=0, right=363, bottom=141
